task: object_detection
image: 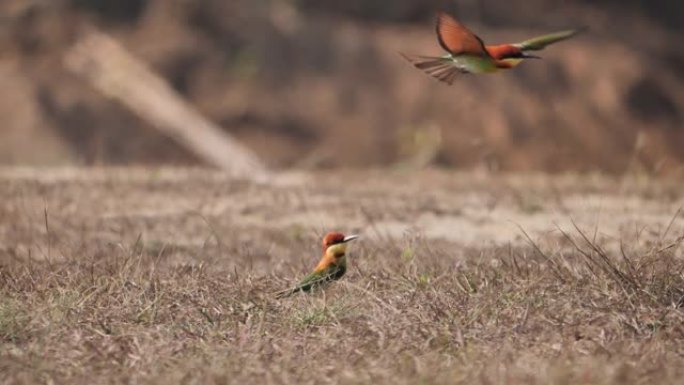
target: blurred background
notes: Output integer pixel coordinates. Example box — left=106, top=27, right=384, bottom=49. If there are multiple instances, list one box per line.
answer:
left=0, top=0, right=682, bottom=174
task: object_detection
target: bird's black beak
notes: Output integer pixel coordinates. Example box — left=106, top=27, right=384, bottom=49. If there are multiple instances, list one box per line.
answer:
left=521, top=52, right=542, bottom=59
left=343, top=235, right=360, bottom=243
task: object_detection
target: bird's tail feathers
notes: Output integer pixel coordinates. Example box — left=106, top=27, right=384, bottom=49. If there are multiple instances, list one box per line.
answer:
left=400, top=52, right=464, bottom=85
left=274, top=287, right=299, bottom=299
left=400, top=53, right=448, bottom=70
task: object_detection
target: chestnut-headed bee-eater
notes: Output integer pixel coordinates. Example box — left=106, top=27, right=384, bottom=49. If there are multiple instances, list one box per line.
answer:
left=275, top=232, right=359, bottom=299
left=402, top=12, right=584, bottom=84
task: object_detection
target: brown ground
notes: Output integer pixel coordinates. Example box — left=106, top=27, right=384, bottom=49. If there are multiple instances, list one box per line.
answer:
left=1, top=167, right=683, bottom=384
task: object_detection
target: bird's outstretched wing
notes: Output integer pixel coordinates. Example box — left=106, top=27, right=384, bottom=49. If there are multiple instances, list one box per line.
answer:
left=436, top=12, right=489, bottom=56
left=275, top=265, right=345, bottom=299
left=514, top=28, right=586, bottom=51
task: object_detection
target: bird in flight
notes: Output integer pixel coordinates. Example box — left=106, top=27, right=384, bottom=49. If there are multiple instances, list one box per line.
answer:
left=402, top=12, right=584, bottom=84
left=275, top=232, right=360, bottom=299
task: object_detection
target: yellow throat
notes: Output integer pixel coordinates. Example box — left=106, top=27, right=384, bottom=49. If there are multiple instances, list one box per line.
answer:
left=326, top=243, right=348, bottom=258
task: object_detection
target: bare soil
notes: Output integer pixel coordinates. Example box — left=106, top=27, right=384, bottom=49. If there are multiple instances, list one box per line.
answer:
left=1, top=167, right=683, bottom=384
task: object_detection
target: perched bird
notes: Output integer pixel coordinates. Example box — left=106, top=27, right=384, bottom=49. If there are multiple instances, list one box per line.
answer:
left=402, top=12, right=584, bottom=84
left=275, top=232, right=359, bottom=299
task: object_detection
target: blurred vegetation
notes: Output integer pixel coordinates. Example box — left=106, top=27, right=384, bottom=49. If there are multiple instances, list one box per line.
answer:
left=0, top=0, right=682, bottom=173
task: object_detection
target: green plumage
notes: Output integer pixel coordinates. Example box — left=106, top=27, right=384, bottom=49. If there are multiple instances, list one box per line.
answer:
left=275, top=257, right=347, bottom=299
left=400, top=53, right=498, bottom=84
left=515, top=28, right=585, bottom=51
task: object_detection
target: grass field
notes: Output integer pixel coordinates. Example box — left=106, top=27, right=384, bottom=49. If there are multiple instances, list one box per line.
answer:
left=1, top=168, right=683, bottom=384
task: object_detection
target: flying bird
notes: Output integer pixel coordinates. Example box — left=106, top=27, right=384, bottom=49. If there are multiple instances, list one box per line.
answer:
left=402, top=12, right=584, bottom=84
left=275, top=232, right=360, bottom=299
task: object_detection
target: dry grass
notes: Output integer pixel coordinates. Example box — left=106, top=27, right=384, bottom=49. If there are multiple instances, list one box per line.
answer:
left=1, top=168, right=683, bottom=384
